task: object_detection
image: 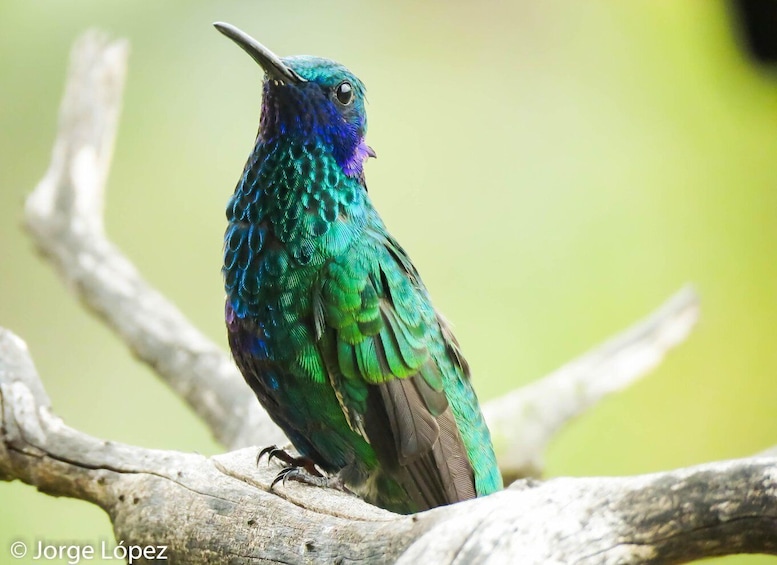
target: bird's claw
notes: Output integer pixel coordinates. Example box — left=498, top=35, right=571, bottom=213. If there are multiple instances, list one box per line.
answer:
left=271, top=466, right=303, bottom=489
left=257, top=445, right=323, bottom=477
left=257, top=445, right=352, bottom=494
left=257, top=445, right=287, bottom=466
left=269, top=466, right=354, bottom=495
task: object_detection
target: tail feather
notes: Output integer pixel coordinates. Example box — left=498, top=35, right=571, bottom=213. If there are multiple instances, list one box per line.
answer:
left=365, top=376, right=476, bottom=511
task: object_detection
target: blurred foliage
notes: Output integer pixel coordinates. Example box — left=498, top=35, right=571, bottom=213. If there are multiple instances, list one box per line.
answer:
left=1, top=1, right=776, bottom=563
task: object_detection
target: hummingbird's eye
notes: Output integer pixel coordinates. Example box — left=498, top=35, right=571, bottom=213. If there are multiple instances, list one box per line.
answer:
left=335, top=81, right=354, bottom=105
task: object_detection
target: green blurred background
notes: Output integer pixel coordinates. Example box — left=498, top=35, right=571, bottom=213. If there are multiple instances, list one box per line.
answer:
left=1, top=1, right=776, bottom=563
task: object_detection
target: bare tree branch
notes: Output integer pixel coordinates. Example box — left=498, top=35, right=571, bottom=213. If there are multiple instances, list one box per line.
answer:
left=1, top=326, right=775, bottom=563
left=23, top=30, right=283, bottom=451
left=399, top=459, right=777, bottom=565
left=485, top=285, right=699, bottom=481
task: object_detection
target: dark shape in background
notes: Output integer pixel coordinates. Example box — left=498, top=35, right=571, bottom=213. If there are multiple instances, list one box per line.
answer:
left=730, top=0, right=777, bottom=64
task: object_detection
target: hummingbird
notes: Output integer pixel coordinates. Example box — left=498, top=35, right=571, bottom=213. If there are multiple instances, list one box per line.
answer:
left=215, top=22, right=502, bottom=514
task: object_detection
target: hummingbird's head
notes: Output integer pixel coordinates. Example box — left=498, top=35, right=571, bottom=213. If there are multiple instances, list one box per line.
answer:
left=215, top=22, right=375, bottom=177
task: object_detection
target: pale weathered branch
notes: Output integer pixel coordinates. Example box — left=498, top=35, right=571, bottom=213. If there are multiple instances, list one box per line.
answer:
left=1, top=326, right=775, bottom=563
left=23, top=30, right=283, bottom=451
left=485, top=285, right=699, bottom=481
left=22, top=32, right=700, bottom=482
left=399, top=458, right=777, bottom=564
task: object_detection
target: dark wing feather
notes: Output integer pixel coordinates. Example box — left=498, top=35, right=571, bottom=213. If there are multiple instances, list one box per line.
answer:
left=319, top=230, right=477, bottom=510
left=365, top=376, right=476, bottom=508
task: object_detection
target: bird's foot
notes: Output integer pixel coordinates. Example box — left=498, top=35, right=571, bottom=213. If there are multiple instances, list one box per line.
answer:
left=257, top=444, right=322, bottom=477
left=257, top=445, right=353, bottom=495
left=271, top=467, right=353, bottom=495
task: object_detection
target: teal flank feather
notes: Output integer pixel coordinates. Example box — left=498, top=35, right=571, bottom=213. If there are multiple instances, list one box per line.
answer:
left=216, top=22, right=502, bottom=514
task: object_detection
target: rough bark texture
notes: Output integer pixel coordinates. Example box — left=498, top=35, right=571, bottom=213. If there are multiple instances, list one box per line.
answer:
left=2, top=29, right=775, bottom=564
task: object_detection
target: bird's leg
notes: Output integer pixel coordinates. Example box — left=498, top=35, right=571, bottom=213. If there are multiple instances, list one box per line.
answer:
left=257, top=445, right=353, bottom=494
left=271, top=467, right=353, bottom=494
left=257, top=444, right=322, bottom=477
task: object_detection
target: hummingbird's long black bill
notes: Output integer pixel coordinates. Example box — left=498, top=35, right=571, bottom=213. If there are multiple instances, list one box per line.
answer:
left=213, top=22, right=305, bottom=84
